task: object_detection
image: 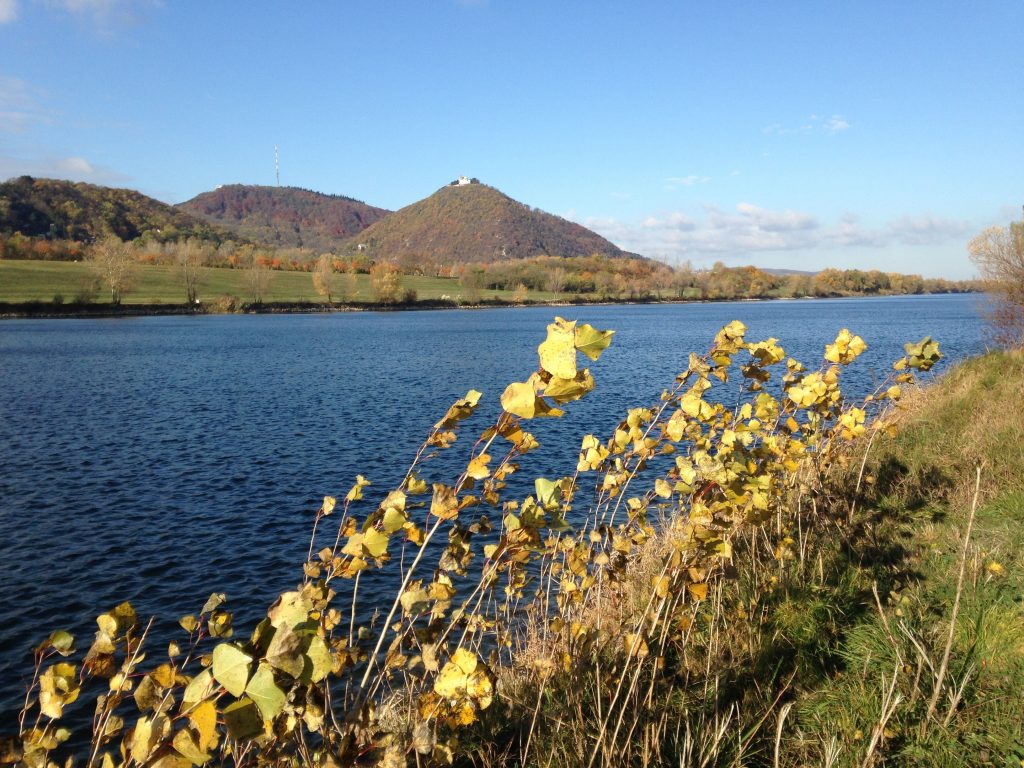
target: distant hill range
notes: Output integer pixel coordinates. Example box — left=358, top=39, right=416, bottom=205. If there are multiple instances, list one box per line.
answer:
left=340, top=180, right=632, bottom=264
left=0, top=176, right=233, bottom=244
left=178, top=184, right=390, bottom=251
left=1, top=176, right=635, bottom=266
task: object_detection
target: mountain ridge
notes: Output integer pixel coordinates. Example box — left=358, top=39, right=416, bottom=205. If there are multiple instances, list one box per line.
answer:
left=340, top=181, right=632, bottom=267
left=0, top=176, right=235, bottom=244
left=177, top=184, right=389, bottom=251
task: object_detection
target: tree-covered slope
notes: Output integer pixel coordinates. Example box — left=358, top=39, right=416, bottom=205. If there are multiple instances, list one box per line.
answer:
left=0, top=176, right=233, bottom=244
left=342, top=181, right=630, bottom=265
left=178, top=185, right=390, bottom=251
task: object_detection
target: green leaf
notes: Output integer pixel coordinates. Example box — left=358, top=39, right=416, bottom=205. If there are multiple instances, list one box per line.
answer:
left=182, top=669, right=215, bottom=705
left=245, top=663, right=285, bottom=721
left=36, top=629, right=76, bottom=657
left=362, top=528, right=390, bottom=559
left=534, top=478, right=561, bottom=509
left=303, top=635, right=332, bottom=683
left=222, top=697, right=264, bottom=741
left=211, top=644, right=252, bottom=697
left=574, top=323, right=614, bottom=361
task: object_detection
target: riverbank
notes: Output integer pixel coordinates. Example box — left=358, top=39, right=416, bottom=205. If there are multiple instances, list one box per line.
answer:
left=0, top=290, right=980, bottom=319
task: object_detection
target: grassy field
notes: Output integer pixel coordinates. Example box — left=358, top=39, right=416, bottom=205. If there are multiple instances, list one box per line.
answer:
left=0, top=260, right=572, bottom=305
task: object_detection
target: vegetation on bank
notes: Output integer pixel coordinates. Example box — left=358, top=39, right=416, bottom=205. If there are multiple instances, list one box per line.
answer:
left=5, top=316, right=1019, bottom=767
left=0, top=255, right=977, bottom=318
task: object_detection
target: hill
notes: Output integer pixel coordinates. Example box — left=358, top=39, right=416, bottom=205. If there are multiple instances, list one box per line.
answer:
left=178, top=185, right=390, bottom=251
left=341, top=180, right=630, bottom=266
left=0, top=176, right=233, bottom=245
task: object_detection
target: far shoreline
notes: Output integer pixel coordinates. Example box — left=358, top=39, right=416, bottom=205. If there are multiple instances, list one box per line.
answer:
left=0, top=290, right=982, bottom=321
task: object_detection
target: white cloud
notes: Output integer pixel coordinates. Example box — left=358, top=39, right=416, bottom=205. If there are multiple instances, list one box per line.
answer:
left=666, top=174, right=710, bottom=187
left=0, top=152, right=131, bottom=184
left=41, top=0, right=161, bottom=31
left=764, top=114, right=851, bottom=136
left=0, top=0, right=17, bottom=23
left=826, top=115, right=850, bottom=133
left=0, top=75, right=50, bottom=132
left=575, top=203, right=970, bottom=266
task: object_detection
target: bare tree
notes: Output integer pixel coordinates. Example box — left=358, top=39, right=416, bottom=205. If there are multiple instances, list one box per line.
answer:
left=969, top=217, right=1024, bottom=345
left=545, top=266, right=567, bottom=294
left=88, top=236, right=137, bottom=305
left=176, top=239, right=207, bottom=304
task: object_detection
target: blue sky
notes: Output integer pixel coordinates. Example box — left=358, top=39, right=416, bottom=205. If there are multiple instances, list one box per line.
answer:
left=1, top=1, right=1021, bottom=278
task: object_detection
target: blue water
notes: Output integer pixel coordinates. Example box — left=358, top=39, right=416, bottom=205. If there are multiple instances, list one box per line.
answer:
left=0, top=295, right=989, bottom=716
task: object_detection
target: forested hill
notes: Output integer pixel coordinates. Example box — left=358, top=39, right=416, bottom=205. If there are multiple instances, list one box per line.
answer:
left=341, top=181, right=630, bottom=266
left=178, top=185, right=390, bottom=251
left=0, top=176, right=233, bottom=244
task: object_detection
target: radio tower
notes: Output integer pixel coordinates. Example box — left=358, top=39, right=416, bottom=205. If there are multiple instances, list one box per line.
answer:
left=275, top=145, right=280, bottom=187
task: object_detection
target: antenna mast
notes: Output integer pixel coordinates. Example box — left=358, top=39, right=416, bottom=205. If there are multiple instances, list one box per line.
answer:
left=275, top=145, right=280, bottom=187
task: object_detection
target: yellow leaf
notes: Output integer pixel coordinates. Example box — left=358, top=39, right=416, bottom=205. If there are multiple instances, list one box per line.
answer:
left=574, top=323, right=615, bottom=361
left=500, top=378, right=538, bottom=418
left=188, top=700, right=219, bottom=752
left=407, top=474, right=429, bottom=494
left=431, top=483, right=459, bottom=520
left=538, top=317, right=578, bottom=379
left=652, top=575, right=670, bottom=598
left=466, top=453, right=491, bottom=480
left=687, top=583, right=709, bottom=601
left=321, top=496, right=336, bottom=516
left=345, top=475, right=370, bottom=502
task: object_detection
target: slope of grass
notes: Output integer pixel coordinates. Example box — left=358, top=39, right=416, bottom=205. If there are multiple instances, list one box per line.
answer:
left=493, top=348, right=1024, bottom=767
left=780, top=350, right=1024, bottom=766
left=0, top=260, right=560, bottom=305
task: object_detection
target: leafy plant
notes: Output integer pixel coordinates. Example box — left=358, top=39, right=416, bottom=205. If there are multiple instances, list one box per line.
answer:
left=5, top=320, right=952, bottom=768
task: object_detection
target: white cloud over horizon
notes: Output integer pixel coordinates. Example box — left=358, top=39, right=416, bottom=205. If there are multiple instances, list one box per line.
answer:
left=0, top=152, right=131, bottom=184
left=577, top=202, right=975, bottom=276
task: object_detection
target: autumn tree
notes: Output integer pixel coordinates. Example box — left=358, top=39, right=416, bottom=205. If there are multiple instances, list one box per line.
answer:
left=87, top=235, right=137, bottom=304
left=512, top=283, right=529, bottom=303
left=312, top=254, right=338, bottom=304
left=460, top=267, right=483, bottom=305
left=370, top=261, right=403, bottom=304
left=246, top=250, right=272, bottom=305
left=340, top=265, right=359, bottom=303
left=969, top=217, right=1024, bottom=345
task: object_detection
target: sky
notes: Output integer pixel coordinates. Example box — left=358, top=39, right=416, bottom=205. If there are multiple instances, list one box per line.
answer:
left=0, top=1, right=1021, bottom=278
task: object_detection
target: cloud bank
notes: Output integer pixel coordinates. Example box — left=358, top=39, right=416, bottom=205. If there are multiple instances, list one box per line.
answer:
left=580, top=203, right=972, bottom=266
